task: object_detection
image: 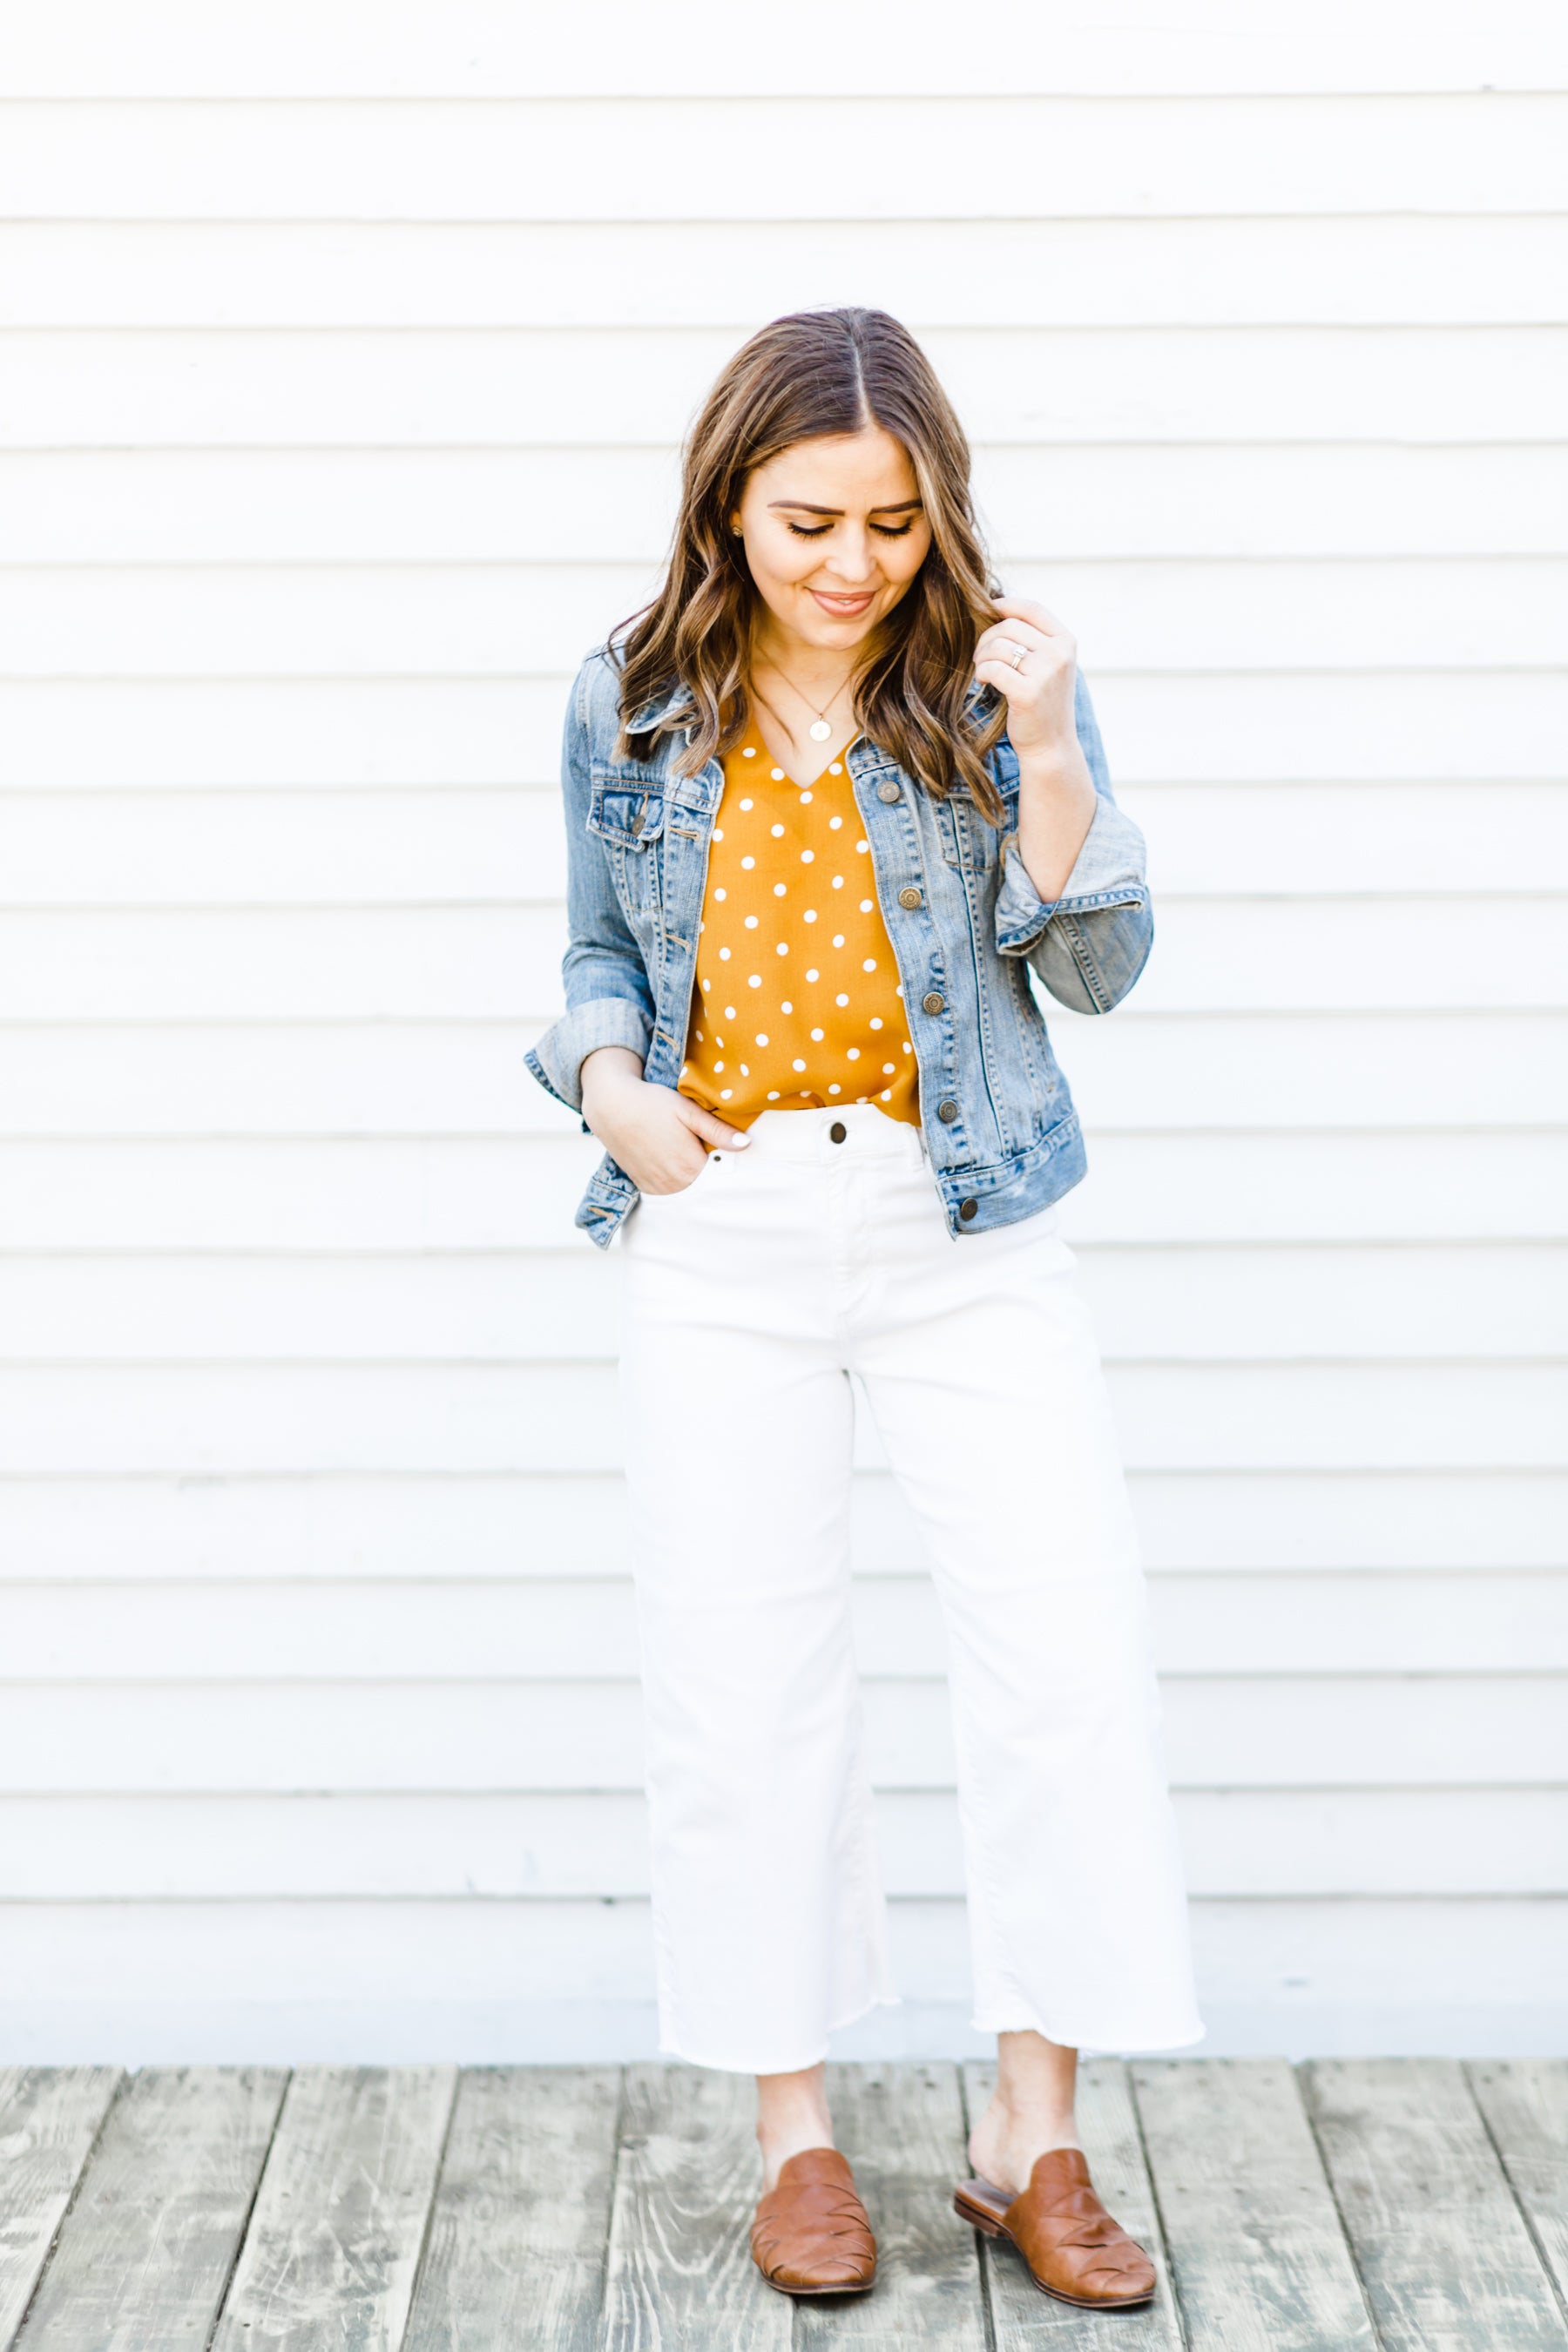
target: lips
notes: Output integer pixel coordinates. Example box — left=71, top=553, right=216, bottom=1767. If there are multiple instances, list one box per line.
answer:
left=810, top=589, right=875, bottom=617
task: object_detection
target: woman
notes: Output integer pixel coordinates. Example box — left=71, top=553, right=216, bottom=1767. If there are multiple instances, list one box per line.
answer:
left=528, top=307, right=1202, bottom=2308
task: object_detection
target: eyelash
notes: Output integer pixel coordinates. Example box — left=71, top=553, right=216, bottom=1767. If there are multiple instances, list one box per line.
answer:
left=785, top=521, right=916, bottom=540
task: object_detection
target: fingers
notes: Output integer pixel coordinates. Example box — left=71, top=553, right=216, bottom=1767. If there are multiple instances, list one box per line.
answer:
left=679, top=1098, right=752, bottom=1150
left=990, top=594, right=1071, bottom=642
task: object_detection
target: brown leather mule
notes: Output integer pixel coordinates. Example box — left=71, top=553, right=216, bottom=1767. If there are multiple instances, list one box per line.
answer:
left=954, top=2146, right=1157, bottom=2308
left=751, top=2148, right=877, bottom=2295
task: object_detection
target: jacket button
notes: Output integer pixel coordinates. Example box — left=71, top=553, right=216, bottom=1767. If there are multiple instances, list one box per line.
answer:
left=877, top=779, right=902, bottom=803
left=897, top=886, right=923, bottom=909
left=829, top=1121, right=847, bottom=1143
left=959, top=1199, right=978, bottom=1221
left=937, top=1099, right=959, bottom=1123
left=922, top=990, right=945, bottom=1015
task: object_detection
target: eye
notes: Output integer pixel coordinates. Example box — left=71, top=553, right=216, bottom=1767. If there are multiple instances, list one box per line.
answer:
left=871, top=522, right=916, bottom=538
left=785, top=522, right=832, bottom=539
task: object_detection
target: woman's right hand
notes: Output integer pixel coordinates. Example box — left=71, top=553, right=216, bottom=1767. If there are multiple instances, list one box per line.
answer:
left=578, top=1046, right=751, bottom=1193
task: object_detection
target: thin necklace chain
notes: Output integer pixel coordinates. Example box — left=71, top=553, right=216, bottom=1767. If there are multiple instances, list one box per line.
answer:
left=753, top=651, right=855, bottom=740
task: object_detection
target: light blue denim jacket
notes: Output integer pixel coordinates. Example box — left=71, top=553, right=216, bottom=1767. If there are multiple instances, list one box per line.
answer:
left=527, top=647, right=1152, bottom=1247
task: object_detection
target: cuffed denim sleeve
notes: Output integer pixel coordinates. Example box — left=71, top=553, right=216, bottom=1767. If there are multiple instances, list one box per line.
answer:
left=993, top=671, right=1154, bottom=1015
left=524, top=660, right=657, bottom=1119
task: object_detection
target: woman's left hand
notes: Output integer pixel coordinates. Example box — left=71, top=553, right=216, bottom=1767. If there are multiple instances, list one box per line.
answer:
left=973, top=597, right=1080, bottom=760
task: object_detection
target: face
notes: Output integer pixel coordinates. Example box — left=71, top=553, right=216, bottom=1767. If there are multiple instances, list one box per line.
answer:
left=730, top=425, right=933, bottom=658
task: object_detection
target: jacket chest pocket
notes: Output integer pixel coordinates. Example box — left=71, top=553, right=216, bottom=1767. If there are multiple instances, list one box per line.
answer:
left=939, top=793, right=1009, bottom=873
left=588, top=767, right=667, bottom=910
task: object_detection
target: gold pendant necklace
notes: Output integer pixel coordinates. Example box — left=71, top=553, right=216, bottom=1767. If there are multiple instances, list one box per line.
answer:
left=761, top=656, right=850, bottom=744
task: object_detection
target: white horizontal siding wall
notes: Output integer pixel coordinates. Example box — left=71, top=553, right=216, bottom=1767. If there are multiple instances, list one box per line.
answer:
left=1, top=1, right=1565, bottom=2062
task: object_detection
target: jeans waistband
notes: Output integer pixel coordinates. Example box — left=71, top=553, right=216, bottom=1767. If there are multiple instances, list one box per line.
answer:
left=731, top=1104, right=928, bottom=1170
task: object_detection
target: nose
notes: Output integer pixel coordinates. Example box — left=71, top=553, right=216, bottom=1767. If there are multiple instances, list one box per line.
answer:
left=822, top=527, right=879, bottom=585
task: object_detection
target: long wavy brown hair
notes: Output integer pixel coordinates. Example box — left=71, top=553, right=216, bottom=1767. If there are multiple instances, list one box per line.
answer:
left=615, top=306, right=1007, bottom=821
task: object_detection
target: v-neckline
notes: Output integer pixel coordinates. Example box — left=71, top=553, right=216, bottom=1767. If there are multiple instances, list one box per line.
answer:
left=741, top=720, right=855, bottom=793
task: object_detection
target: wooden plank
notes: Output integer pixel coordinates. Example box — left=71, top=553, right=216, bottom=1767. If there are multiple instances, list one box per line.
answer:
left=0, top=2068, right=119, bottom=2350
left=1467, top=2060, right=1568, bottom=2315
left=963, top=2058, right=1181, bottom=2350
left=402, top=2066, right=619, bottom=2352
left=1132, top=2057, right=1375, bottom=2352
left=15, top=2067, right=285, bottom=2352
left=795, top=2062, right=983, bottom=2349
left=210, top=2065, right=456, bottom=2352
left=599, top=2061, right=787, bottom=2351
left=1303, top=2057, right=1568, bottom=2350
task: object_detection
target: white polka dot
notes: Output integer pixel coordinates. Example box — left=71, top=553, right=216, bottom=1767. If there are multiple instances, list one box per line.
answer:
left=800, top=790, right=813, bottom=804
left=828, top=1083, right=841, bottom=1095
left=721, top=1088, right=733, bottom=1098
left=902, top=1040, right=913, bottom=1054
left=806, top=968, right=820, bottom=982
left=773, top=882, right=787, bottom=896
left=857, top=841, right=868, bottom=854
left=741, top=855, right=755, bottom=870
left=767, top=1090, right=780, bottom=1099
left=776, top=942, right=789, bottom=956
left=781, top=1000, right=794, bottom=1013
left=740, top=1064, right=749, bottom=1076
left=745, top=915, right=759, bottom=929
left=862, top=957, right=877, bottom=972
left=835, top=992, right=849, bottom=1007
left=771, top=767, right=785, bottom=781
left=810, top=1027, right=825, bottom=1041
left=860, top=899, right=873, bottom=912
left=725, top=1005, right=736, bottom=1018
left=832, top=876, right=844, bottom=890
left=832, top=935, right=846, bottom=948
left=792, top=1058, right=807, bottom=1071
left=771, top=822, right=785, bottom=838
left=701, top=977, right=711, bottom=990
left=869, top=1017, right=882, bottom=1030
left=801, top=849, right=814, bottom=863
left=847, top=1047, right=861, bottom=1061
left=829, top=763, right=843, bottom=775
left=740, top=797, right=754, bottom=810
left=755, top=1033, right=769, bottom=1046
left=714, top=1060, right=724, bottom=1072
left=694, top=1030, right=705, bottom=1042
left=881, top=1089, right=892, bottom=1102
left=803, top=909, right=818, bottom=923
left=713, top=887, right=727, bottom=901
left=829, top=815, right=843, bottom=830
left=882, top=1063, right=896, bottom=1075
left=713, top=829, right=724, bottom=841
left=679, top=1063, right=690, bottom=1077
left=742, top=747, right=756, bottom=758
left=748, top=974, right=762, bottom=988
left=895, top=985, right=904, bottom=997
left=719, top=947, right=731, bottom=960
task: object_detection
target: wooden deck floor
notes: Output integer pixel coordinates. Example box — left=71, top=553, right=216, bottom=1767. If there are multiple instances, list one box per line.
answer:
left=1, top=2058, right=1565, bottom=2349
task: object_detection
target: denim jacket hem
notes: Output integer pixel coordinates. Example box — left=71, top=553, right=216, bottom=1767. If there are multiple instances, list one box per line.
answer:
left=526, top=992, right=654, bottom=1121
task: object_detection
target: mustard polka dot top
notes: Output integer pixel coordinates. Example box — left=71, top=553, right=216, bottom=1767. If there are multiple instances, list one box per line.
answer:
left=679, top=724, right=920, bottom=1130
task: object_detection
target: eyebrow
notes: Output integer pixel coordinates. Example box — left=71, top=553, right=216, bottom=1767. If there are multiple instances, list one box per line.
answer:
left=767, top=497, right=924, bottom=515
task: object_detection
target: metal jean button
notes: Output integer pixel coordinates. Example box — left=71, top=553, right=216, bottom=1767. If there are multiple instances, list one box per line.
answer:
left=897, top=886, right=923, bottom=909
left=829, top=1121, right=847, bottom=1144
left=959, top=1198, right=978, bottom=1221
left=937, top=1099, right=959, bottom=1123
left=922, top=990, right=945, bottom=1015
left=877, top=779, right=902, bottom=803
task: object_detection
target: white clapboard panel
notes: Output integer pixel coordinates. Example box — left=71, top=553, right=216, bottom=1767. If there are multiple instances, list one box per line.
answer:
left=5, top=219, right=1561, bottom=334
left=1, top=1571, right=1563, bottom=1682
left=12, top=444, right=1566, bottom=562
left=2, top=1787, right=1565, bottom=1902
left=7, top=671, right=1564, bottom=787
left=1, top=1242, right=1560, bottom=1365
left=4, top=1469, right=1560, bottom=1582
left=4, top=3, right=1565, bottom=100
left=7, top=785, right=1567, bottom=905
left=6, top=328, right=1566, bottom=449
left=0, top=1361, right=1562, bottom=1477
left=0, top=1676, right=1562, bottom=1794
left=1, top=1013, right=1563, bottom=1137
left=6, top=559, right=1560, bottom=674
left=5, top=898, right=1563, bottom=1021
left=6, top=97, right=1563, bottom=222
left=2, top=1132, right=1562, bottom=1249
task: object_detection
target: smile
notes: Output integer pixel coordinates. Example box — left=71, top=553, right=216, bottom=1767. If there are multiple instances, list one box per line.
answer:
left=809, top=589, right=876, bottom=616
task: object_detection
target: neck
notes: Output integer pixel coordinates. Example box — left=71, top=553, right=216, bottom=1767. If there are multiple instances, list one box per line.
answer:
left=749, top=618, right=859, bottom=706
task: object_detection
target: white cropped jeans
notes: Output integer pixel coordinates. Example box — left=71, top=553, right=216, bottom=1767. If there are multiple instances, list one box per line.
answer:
left=618, top=1103, right=1203, bottom=2074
